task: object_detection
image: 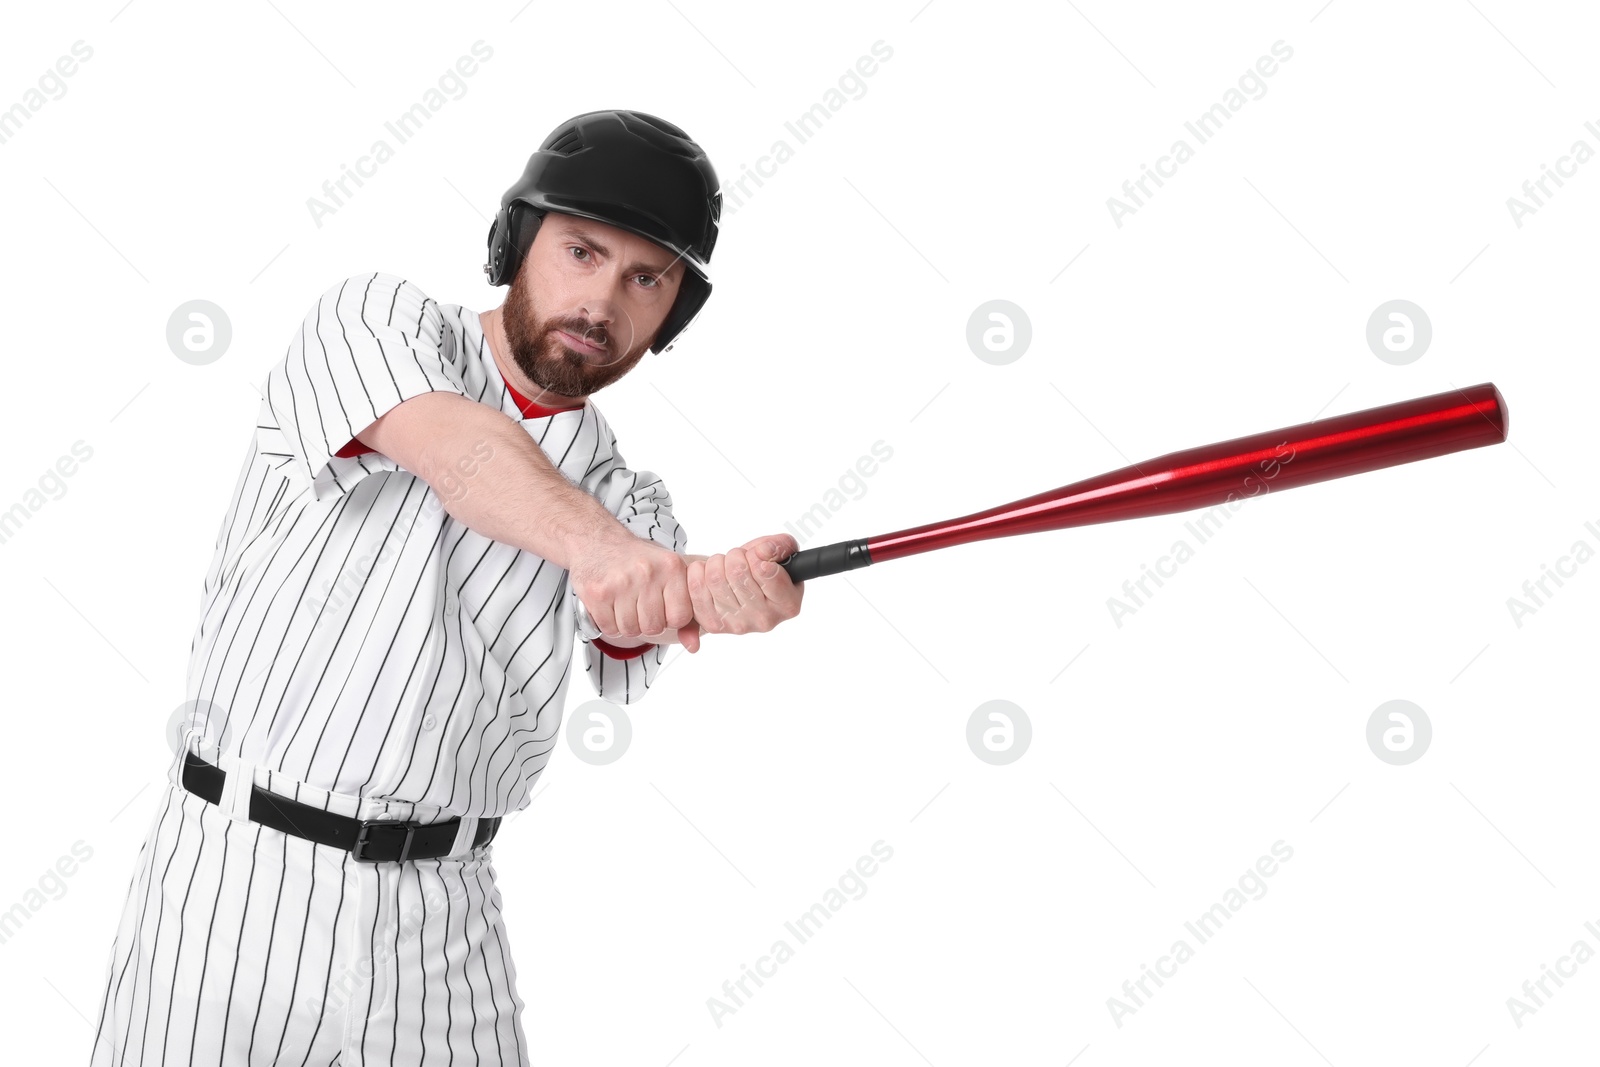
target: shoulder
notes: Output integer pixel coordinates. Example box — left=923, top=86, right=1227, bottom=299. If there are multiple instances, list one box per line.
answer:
left=301, top=272, right=445, bottom=333
left=310, top=271, right=433, bottom=308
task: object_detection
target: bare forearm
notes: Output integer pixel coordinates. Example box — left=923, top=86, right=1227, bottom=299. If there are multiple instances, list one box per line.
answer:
left=390, top=392, right=624, bottom=569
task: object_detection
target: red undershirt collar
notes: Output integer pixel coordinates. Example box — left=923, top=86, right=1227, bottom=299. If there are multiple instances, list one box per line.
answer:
left=502, top=373, right=584, bottom=420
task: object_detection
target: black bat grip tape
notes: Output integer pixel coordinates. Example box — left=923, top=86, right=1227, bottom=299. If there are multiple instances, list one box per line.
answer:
left=778, top=539, right=873, bottom=583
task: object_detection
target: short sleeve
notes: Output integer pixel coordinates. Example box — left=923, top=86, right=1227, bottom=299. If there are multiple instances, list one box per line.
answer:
left=573, top=459, right=688, bottom=705
left=263, top=272, right=469, bottom=502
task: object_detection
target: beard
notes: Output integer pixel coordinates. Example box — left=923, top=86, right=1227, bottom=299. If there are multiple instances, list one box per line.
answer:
left=501, top=265, right=650, bottom=400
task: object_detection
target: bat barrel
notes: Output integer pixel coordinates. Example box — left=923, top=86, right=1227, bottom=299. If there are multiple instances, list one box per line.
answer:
left=863, top=382, right=1508, bottom=566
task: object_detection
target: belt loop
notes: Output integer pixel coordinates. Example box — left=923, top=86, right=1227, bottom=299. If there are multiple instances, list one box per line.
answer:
left=222, top=758, right=256, bottom=823
left=447, top=816, right=478, bottom=858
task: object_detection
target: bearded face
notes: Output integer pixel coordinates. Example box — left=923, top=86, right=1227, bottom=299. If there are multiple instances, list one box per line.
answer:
left=500, top=214, right=685, bottom=401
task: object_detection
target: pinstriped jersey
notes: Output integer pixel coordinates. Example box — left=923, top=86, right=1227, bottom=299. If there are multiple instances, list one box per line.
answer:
left=177, top=271, right=684, bottom=822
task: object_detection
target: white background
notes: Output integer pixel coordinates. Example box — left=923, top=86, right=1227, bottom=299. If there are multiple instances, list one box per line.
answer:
left=2, top=2, right=1595, bottom=1064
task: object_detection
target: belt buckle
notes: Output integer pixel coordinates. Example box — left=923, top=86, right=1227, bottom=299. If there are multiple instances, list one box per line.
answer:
left=353, top=819, right=423, bottom=863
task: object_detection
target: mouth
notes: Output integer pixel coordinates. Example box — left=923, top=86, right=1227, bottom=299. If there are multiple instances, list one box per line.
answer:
left=557, top=329, right=607, bottom=357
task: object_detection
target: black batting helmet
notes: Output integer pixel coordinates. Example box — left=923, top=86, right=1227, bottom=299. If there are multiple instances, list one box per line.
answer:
left=484, top=110, right=722, bottom=354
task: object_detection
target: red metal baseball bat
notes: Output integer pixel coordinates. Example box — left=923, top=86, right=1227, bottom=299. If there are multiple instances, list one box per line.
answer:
left=778, top=382, right=1509, bottom=582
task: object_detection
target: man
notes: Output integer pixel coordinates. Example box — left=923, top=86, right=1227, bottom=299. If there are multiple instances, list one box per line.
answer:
left=90, top=110, right=801, bottom=1066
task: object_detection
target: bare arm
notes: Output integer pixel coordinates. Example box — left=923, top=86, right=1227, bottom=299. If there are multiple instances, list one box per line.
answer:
left=353, top=390, right=698, bottom=644
left=356, top=391, right=618, bottom=565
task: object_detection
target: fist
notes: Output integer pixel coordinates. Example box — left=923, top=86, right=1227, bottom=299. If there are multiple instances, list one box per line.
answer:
left=689, top=533, right=804, bottom=637
left=568, top=528, right=696, bottom=644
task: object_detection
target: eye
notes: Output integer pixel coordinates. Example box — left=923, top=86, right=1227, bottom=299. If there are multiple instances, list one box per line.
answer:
left=634, top=273, right=660, bottom=288
left=568, top=246, right=590, bottom=262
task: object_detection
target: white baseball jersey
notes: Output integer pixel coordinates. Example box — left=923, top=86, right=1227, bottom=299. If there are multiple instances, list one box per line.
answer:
left=90, top=271, right=686, bottom=1066
left=205, top=269, right=682, bottom=818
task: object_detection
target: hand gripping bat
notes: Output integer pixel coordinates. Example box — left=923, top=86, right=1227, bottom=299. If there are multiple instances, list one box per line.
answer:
left=778, top=382, right=1509, bottom=583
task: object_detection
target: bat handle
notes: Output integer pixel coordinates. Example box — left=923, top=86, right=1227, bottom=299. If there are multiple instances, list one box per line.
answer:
left=778, top=539, right=873, bottom=583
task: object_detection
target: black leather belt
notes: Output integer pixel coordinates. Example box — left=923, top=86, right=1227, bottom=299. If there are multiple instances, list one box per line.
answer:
left=181, top=750, right=501, bottom=863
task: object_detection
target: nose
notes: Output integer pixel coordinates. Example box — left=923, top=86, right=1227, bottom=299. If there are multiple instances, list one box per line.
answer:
left=576, top=271, right=641, bottom=341
left=576, top=299, right=613, bottom=328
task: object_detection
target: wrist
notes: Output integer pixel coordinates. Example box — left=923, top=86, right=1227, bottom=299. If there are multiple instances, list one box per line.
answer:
left=595, top=624, right=694, bottom=657
left=603, top=624, right=685, bottom=648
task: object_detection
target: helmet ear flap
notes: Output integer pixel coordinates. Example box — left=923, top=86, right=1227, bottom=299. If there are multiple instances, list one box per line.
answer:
left=483, top=202, right=545, bottom=287
left=650, top=269, right=711, bottom=354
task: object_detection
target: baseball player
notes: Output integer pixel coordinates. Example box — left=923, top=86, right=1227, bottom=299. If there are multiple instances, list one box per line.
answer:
left=89, top=110, right=803, bottom=1066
